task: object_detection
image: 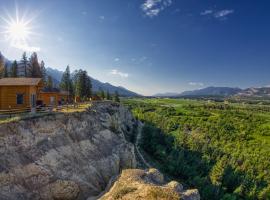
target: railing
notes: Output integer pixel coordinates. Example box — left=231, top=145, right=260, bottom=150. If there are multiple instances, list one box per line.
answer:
left=0, top=102, right=92, bottom=121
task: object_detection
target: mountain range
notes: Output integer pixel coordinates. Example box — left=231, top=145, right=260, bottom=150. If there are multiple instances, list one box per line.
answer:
left=46, top=68, right=140, bottom=96
left=154, top=86, right=270, bottom=98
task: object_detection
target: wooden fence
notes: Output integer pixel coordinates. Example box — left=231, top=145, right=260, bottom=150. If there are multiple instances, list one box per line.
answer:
left=0, top=102, right=91, bottom=119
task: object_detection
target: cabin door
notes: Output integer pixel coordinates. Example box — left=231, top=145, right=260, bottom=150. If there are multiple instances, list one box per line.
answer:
left=50, top=96, right=55, bottom=106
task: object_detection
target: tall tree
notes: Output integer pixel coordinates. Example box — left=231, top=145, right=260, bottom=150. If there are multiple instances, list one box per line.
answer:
left=114, top=91, right=120, bottom=102
left=3, top=64, right=8, bottom=77
left=47, top=75, right=53, bottom=89
left=11, top=60, right=18, bottom=77
left=0, top=52, right=5, bottom=78
left=73, top=69, right=92, bottom=100
left=106, top=90, right=111, bottom=100
left=60, top=65, right=74, bottom=98
left=21, top=52, right=28, bottom=77
left=29, top=52, right=42, bottom=77
left=40, top=60, right=47, bottom=83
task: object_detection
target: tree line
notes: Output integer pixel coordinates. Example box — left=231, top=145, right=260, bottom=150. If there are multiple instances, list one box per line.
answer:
left=0, top=51, right=120, bottom=102
left=60, top=65, right=120, bottom=102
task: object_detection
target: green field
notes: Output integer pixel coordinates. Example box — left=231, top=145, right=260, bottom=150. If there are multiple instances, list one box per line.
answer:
left=123, top=98, right=270, bottom=200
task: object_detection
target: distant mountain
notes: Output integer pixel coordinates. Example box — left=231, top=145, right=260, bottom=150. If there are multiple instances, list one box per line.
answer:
left=153, top=92, right=180, bottom=97
left=46, top=67, right=140, bottom=97
left=179, top=87, right=242, bottom=97
left=236, top=87, right=270, bottom=98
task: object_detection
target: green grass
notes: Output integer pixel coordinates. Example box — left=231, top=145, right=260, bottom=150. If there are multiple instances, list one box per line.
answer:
left=123, top=97, right=270, bottom=200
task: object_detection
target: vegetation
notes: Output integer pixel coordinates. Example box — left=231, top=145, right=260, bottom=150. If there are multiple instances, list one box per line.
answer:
left=123, top=98, right=270, bottom=200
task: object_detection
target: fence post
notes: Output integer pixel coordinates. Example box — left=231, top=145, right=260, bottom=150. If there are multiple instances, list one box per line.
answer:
left=9, top=105, right=11, bottom=118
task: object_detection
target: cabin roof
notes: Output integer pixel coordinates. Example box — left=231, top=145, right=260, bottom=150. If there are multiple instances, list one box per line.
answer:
left=0, top=78, right=42, bottom=86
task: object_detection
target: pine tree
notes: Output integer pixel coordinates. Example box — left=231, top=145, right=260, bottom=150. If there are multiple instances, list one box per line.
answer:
left=114, top=91, right=120, bottom=102
left=73, top=69, right=92, bottom=100
left=47, top=75, right=53, bottom=89
left=40, top=60, right=46, bottom=83
left=100, top=90, right=105, bottom=100
left=21, top=52, right=28, bottom=77
left=11, top=60, right=18, bottom=77
left=3, top=64, right=8, bottom=77
left=29, top=52, right=42, bottom=77
left=60, top=65, right=73, bottom=97
left=0, top=52, right=5, bottom=78
left=106, top=90, right=111, bottom=100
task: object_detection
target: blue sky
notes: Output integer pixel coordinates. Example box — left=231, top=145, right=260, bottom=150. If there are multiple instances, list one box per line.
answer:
left=0, top=0, right=270, bottom=95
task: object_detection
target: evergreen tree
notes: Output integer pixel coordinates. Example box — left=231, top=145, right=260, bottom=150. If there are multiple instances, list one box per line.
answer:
left=73, top=69, right=92, bottom=100
left=106, top=90, right=111, bottom=100
left=21, top=52, right=28, bottom=77
left=0, top=52, right=5, bottom=78
left=101, top=90, right=105, bottom=100
left=3, top=64, right=8, bottom=77
left=47, top=75, right=53, bottom=89
left=60, top=65, right=73, bottom=97
left=114, top=91, right=120, bottom=102
left=11, top=60, right=18, bottom=77
left=40, top=60, right=47, bottom=83
left=29, top=52, right=42, bottom=77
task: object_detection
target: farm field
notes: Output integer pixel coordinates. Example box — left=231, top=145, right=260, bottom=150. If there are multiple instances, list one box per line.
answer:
left=123, top=98, right=270, bottom=200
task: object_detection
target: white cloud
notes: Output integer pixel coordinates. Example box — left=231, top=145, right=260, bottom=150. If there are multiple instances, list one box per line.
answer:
left=11, top=42, right=40, bottom=52
left=141, top=0, right=173, bottom=18
left=201, top=9, right=234, bottom=19
left=214, top=9, right=234, bottom=18
left=200, top=10, right=213, bottom=16
left=189, top=82, right=204, bottom=87
left=114, top=58, right=120, bottom=62
left=109, top=69, right=129, bottom=78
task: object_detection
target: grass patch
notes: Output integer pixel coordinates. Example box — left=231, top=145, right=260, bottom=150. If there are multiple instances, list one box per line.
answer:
left=112, top=185, right=137, bottom=199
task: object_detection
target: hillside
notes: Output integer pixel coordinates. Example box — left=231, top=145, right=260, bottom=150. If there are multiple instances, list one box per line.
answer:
left=179, top=86, right=242, bottom=97
left=46, top=67, right=140, bottom=97
left=0, top=102, right=199, bottom=200
left=124, top=98, right=270, bottom=200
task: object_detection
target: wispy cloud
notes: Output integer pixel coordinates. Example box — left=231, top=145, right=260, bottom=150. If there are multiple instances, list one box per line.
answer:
left=109, top=69, right=129, bottom=78
left=189, top=82, right=204, bottom=87
left=114, top=58, right=120, bottom=62
left=201, top=9, right=234, bottom=19
left=99, top=15, right=105, bottom=20
left=11, top=42, right=40, bottom=52
left=214, top=10, right=234, bottom=18
left=141, top=0, right=173, bottom=18
left=200, top=10, right=213, bottom=16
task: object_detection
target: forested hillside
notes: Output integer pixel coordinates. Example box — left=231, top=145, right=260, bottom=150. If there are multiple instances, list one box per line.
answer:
left=124, top=98, right=270, bottom=200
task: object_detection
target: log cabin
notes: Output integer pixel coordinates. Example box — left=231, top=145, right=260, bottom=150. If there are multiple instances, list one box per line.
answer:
left=0, top=78, right=43, bottom=110
left=39, top=88, right=69, bottom=106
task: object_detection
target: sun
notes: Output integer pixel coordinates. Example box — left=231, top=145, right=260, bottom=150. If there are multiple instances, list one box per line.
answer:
left=6, top=20, right=31, bottom=42
left=0, top=7, right=40, bottom=52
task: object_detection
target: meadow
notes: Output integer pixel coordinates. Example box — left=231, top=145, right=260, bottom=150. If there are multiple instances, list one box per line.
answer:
left=123, top=98, right=270, bottom=200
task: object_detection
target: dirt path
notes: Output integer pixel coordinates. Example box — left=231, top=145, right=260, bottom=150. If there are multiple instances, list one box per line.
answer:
left=135, top=121, right=152, bottom=168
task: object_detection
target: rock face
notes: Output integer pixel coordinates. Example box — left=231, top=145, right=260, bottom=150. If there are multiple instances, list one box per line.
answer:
left=101, top=168, right=200, bottom=200
left=0, top=102, right=137, bottom=199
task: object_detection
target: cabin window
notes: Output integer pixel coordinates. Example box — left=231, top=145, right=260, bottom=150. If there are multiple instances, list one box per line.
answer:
left=16, top=94, right=24, bottom=105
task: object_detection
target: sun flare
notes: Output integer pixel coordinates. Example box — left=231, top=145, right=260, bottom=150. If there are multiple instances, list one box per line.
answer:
left=6, top=20, right=30, bottom=41
left=0, top=7, right=40, bottom=52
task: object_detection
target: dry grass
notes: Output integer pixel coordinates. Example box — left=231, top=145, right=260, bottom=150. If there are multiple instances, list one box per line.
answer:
left=112, top=184, right=137, bottom=199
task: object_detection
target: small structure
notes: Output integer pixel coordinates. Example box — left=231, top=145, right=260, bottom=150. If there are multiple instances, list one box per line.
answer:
left=40, top=88, right=69, bottom=106
left=0, top=78, right=43, bottom=110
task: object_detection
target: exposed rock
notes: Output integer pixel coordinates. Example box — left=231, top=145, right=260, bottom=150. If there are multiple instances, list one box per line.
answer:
left=100, top=168, right=200, bottom=200
left=50, top=180, right=80, bottom=200
left=0, top=102, right=136, bottom=200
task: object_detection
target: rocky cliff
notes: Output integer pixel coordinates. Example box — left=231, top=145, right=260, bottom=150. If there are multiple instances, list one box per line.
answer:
left=0, top=102, right=136, bottom=200
left=101, top=168, right=200, bottom=200
left=0, top=102, right=200, bottom=200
